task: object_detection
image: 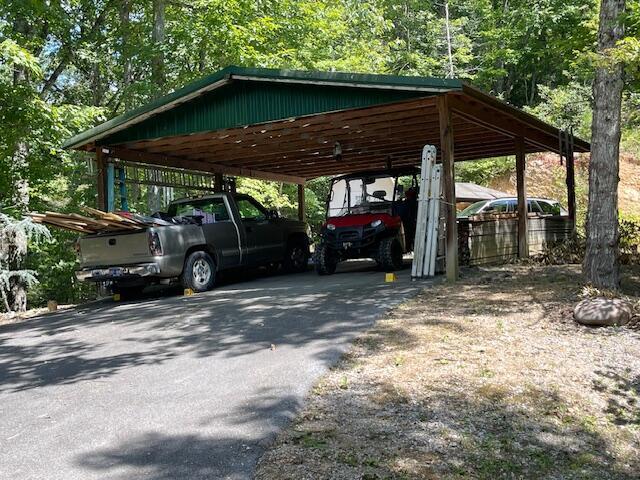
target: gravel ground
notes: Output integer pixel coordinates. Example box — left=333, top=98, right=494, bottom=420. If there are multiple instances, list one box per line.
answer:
left=256, top=264, right=640, bottom=480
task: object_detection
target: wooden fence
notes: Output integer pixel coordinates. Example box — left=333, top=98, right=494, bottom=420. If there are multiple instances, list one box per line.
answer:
left=458, top=215, right=574, bottom=266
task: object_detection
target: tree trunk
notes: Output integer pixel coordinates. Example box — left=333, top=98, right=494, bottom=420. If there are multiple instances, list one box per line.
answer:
left=120, top=0, right=132, bottom=110
left=8, top=143, right=30, bottom=312
left=148, top=0, right=166, bottom=211
left=444, top=1, right=454, bottom=78
left=8, top=18, right=31, bottom=312
left=152, top=0, right=166, bottom=94
left=583, top=0, right=625, bottom=289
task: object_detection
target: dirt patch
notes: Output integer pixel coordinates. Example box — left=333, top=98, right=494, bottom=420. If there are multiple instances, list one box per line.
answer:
left=0, top=304, right=74, bottom=327
left=256, top=265, right=640, bottom=480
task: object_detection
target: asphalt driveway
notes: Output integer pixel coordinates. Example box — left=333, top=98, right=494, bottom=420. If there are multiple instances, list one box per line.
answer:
left=0, top=261, right=427, bottom=480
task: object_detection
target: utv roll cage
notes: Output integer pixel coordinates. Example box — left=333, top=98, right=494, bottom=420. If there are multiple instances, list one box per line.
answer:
left=326, top=166, right=420, bottom=216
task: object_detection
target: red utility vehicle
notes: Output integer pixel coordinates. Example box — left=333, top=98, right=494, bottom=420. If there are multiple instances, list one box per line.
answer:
left=315, top=167, right=419, bottom=275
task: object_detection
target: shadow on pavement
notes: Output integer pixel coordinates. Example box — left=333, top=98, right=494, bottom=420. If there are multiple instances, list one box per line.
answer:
left=77, top=391, right=303, bottom=480
left=0, top=260, right=421, bottom=393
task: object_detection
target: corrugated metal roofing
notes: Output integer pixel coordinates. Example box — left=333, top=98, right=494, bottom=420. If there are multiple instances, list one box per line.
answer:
left=64, top=66, right=462, bottom=150
left=455, top=182, right=510, bottom=202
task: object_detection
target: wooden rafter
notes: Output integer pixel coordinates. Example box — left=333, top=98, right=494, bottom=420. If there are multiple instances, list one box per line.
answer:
left=85, top=90, right=589, bottom=183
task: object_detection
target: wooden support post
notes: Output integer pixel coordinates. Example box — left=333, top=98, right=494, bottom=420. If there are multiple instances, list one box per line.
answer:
left=437, top=94, right=458, bottom=282
left=566, top=137, right=576, bottom=230
left=516, top=137, right=529, bottom=258
left=214, top=173, right=223, bottom=192
left=95, top=148, right=107, bottom=211
left=297, top=184, right=305, bottom=221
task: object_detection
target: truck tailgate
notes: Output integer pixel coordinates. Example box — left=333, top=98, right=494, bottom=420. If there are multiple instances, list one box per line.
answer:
left=80, top=231, right=152, bottom=267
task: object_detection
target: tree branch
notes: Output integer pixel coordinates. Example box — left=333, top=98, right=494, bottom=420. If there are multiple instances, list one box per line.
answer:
left=40, top=0, right=116, bottom=97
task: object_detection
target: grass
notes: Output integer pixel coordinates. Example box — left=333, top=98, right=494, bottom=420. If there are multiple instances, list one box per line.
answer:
left=256, top=264, right=640, bottom=480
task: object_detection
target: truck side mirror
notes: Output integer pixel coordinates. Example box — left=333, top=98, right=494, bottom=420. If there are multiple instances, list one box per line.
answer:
left=267, top=209, right=279, bottom=220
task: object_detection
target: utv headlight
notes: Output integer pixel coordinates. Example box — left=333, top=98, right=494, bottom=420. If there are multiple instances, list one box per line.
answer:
left=326, top=223, right=336, bottom=231
left=371, top=219, right=383, bottom=228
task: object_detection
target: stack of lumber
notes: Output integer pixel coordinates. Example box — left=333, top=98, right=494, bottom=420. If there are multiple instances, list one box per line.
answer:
left=29, top=207, right=159, bottom=234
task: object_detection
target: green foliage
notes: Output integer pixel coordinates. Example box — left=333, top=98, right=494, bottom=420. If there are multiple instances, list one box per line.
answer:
left=619, top=213, right=640, bottom=265
left=0, top=213, right=51, bottom=312
left=236, top=178, right=296, bottom=214
left=0, top=39, right=42, bottom=79
left=525, top=83, right=592, bottom=140
left=25, top=229, right=96, bottom=306
left=455, top=157, right=513, bottom=186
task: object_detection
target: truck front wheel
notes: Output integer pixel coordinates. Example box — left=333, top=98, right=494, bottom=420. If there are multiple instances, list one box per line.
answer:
left=376, top=236, right=403, bottom=271
left=182, top=251, right=216, bottom=292
left=315, top=243, right=338, bottom=275
left=283, top=238, right=310, bottom=273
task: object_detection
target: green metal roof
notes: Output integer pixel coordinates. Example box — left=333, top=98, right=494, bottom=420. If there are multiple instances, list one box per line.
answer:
left=63, top=66, right=462, bottom=149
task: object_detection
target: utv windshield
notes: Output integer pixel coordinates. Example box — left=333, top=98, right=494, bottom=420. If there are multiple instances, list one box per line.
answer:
left=328, top=176, right=396, bottom=217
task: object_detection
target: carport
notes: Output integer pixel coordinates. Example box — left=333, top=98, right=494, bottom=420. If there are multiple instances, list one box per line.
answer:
left=63, top=66, right=590, bottom=281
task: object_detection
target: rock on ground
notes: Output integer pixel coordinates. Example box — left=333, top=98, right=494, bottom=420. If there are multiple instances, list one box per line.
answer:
left=574, top=297, right=632, bottom=326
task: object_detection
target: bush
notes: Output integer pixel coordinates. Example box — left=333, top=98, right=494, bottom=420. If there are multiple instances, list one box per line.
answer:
left=533, top=234, right=585, bottom=265
left=26, top=229, right=96, bottom=307
left=619, top=213, right=640, bottom=264
left=533, top=214, right=640, bottom=266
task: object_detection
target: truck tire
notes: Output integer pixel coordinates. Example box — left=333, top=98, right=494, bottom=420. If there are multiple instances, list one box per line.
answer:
left=283, top=238, right=310, bottom=273
left=377, top=236, right=403, bottom=271
left=181, top=251, right=216, bottom=292
left=315, top=243, right=338, bottom=275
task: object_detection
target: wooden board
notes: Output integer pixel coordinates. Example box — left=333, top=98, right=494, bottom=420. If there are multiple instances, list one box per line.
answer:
left=458, top=216, right=574, bottom=266
left=28, top=207, right=158, bottom=235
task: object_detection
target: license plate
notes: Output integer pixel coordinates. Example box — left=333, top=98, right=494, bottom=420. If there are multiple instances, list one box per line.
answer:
left=342, top=242, right=352, bottom=248
left=108, top=267, right=124, bottom=277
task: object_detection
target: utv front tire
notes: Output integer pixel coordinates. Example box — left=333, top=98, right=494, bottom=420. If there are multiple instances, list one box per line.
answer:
left=377, top=236, right=403, bottom=271
left=315, top=243, right=338, bottom=275
left=181, top=251, right=216, bottom=292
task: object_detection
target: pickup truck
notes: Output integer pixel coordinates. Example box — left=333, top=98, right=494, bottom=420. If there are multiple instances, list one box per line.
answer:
left=75, top=193, right=310, bottom=295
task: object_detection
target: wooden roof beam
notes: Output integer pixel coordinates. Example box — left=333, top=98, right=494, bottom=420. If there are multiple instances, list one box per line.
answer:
left=448, top=93, right=562, bottom=153
left=145, top=109, right=445, bottom=156
left=181, top=122, right=485, bottom=166
left=105, top=147, right=306, bottom=185
left=121, top=96, right=439, bottom=150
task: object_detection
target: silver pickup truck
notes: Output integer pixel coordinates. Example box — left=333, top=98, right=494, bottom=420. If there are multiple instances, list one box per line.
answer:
left=76, top=193, right=310, bottom=295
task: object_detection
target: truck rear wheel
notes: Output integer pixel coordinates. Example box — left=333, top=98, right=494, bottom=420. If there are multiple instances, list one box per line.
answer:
left=377, top=236, right=403, bottom=271
left=315, top=243, right=338, bottom=275
left=112, top=284, right=145, bottom=299
left=181, top=251, right=216, bottom=292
